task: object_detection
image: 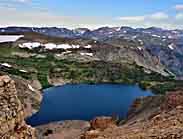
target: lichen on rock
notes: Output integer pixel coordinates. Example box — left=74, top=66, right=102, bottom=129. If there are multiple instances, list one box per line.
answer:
left=0, top=75, right=35, bottom=139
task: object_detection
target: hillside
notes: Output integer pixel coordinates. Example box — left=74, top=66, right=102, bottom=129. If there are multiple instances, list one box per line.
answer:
left=0, top=31, right=181, bottom=93
left=81, top=90, right=183, bottom=139
left=1, top=75, right=183, bottom=139
left=0, top=75, right=36, bottom=138
left=0, top=27, right=183, bottom=139
left=1, top=26, right=183, bottom=78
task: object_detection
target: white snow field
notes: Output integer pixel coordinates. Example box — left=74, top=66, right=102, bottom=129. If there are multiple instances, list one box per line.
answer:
left=19, top=42, right=93, bottom=50
left=0, top=35, right=24, bottom=43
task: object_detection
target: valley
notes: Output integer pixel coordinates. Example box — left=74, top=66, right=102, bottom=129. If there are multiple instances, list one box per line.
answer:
left=0, top=26, right=183, bottom=139
left=1, top=0, right=183, bottom=138
left=0, top=28, right=182, bottom=94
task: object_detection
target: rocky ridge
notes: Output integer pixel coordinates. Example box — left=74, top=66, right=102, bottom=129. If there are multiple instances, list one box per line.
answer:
left=81, top=90, right=183, bottom=139
left=0, top=75, right=35, bottom=139
left=12, top=76, right=42, bottom=117
left=35, top=120, right=90, bottom=139
left=0, top=71, right=42, bottom=117
left=1, top=26, right=182, bottom=77
left=1, top=74, right=183, bottom=139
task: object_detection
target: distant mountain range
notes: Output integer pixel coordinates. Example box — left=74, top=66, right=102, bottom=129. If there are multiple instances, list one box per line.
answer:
left=1, top=26, right=183, bottom=40
left=0, top=26, right=183, bottom=78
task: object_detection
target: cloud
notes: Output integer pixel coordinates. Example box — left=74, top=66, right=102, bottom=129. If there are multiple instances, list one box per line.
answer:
left=0, top=4, right=182, bottom=29
left=0, top=8, right=112, bottom=29
left=117, top=16, right=145, bottom=22
left=116, top=11, right=183, bottom=29
left=13, top=0, right=31, bottom=3
left=118, top=12, right=169, bottom=22
left=174, top=4, right=183, bottom=11
left=176, top=13, right=183, bottom=20
left=149, top=12, right=169, bottom=20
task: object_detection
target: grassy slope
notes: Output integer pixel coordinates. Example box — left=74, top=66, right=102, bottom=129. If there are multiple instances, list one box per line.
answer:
left=0, top=43, right=182, bottom=93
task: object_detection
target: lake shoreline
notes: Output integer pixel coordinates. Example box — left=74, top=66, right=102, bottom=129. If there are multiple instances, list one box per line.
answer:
left=27, top=84, right=153, bottom=126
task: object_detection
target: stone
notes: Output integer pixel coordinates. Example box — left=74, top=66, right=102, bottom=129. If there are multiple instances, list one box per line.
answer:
left=81, top=90, right=183, bottom=139
left=0, top=81, right=4, bottom=87
left=90, top=116, right=117, bottom=130
left=81, top=130, right=100, bottom=139
left=12, top=76, right=42, bottom=117
left=35, top=120, right=90, bottom=139
left=0, top=75, right=35, bottom=139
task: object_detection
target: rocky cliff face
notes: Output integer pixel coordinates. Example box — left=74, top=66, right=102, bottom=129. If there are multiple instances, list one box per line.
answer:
left=0, top=75, right=35, bottom=139
left=1, top=26, right=183, bottom=77
left=81, top=90, right=183, bottom=139
left=12, top=76, right=42, bottom=117
left=0, top=72, right=42, bottom=117
left=36, top=120, right=90, bottom=139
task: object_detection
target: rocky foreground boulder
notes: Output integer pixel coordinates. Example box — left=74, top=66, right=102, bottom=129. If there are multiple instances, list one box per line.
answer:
left=81, top=90, right=183, bottom=139
left=90, top=117, right=117, bottom=130
left=0, top=75, right=35, bottom=139
left=12, top=76, right=42, bottom=117
left=81, top=117, right=117, bottom=139
left=35, top=116, right=117, bottom=139
left=35, top=120, right=90, bottom=139
left=0, top=71, right=42, bottom=117
left=1, top=74, right=183, bottom=139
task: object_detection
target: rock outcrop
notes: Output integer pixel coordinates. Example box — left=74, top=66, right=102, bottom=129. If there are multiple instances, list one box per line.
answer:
left=90, top=116, right=117, bottom=130
left=0, top=75, right=35, bottom=139
left=0, top=71, right=42, bottom=117
left=81, top=117, right=117, bottom=139
left=81, top=90, right=183, bottom=139
left=35, top=120, right=90, bottom=139
left=12, top=76, right=42, bottom=117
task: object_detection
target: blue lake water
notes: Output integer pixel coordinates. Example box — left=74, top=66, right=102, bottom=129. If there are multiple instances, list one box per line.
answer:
left=27, top=84, right=153, bottom=126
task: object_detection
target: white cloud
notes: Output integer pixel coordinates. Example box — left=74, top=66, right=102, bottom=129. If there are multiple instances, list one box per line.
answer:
left=0, top=8, right=112, bottom=29
left=149, top=12, right=169, bottom=20
left=117, top=12, right=169, bottom=23
left=117, top=16, right=145, bottom=22
left=118, top=12, right=169, bottom=23
left=14, top=0, right=31, bottom=3
left=175, top=4, right=183, bottom=11
left=0, top=6, right=182, bottom=29
left=116, top=11, right=183, bottom=29
left=176, top=13, right=183, bottom=20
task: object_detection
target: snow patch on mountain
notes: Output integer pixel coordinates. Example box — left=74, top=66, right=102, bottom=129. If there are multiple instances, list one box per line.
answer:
left=115, top=27, right=121, bottom=31
left=0, top=63, right=12, bottom=68
left=80, top=52, right=93, bottom=57
left=19, top=42, right=93, bottom=50
left=83, top=45, right=92, bottom=49
left=19, top=69, right=28, bottom=73
left=138, top=47, right=143, bottom=50
left=56, top=44, right=80, bottom=49
left=168, top=44, right=175, bottom=50
left=28, top=84, right=35, bottom=92
left=45, top=43, right=57, bottom=50
left=152, top=34, right=161, bottom=38
left=19, top=42, right=41, bottom=49
left=0, top=35, right=24, bottom=43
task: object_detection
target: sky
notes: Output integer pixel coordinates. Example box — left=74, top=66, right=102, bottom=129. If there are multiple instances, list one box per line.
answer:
left=0, top=0, right=183, bottom=29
